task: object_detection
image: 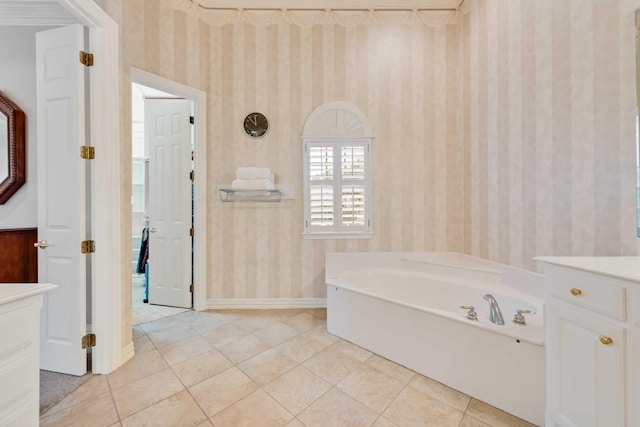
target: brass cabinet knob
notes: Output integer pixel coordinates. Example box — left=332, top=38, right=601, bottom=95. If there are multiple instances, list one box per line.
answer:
left=570, top=288, right=582, bottom=296
left=599, top=336, right=613, bottom=345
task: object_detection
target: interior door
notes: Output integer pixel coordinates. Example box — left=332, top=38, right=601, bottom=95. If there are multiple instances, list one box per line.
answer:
left=35, top=24, right=87, bottom=375
left=146, top=98, right=192, bottom=308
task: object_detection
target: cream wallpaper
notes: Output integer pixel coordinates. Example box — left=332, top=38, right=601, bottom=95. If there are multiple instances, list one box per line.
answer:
left=459, top=0, right=639, bottom=270
left=95, top=0, right=463, bottom=319
left=95, top=0, right=640, bottom=341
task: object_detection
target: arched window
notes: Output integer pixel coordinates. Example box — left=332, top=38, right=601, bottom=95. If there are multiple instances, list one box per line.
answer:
left=302, top=102, right=372, bottom=238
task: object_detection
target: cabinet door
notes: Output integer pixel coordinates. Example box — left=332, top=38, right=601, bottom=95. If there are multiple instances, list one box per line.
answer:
left=546, top=303, right=625, bottom=427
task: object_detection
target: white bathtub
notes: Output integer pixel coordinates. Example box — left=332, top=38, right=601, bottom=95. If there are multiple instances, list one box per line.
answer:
left=326, top=253, right=545, bottom=426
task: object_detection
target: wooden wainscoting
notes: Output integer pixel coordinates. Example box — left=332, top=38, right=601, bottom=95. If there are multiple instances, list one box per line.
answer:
left=0, top=228, right=37, bottom=283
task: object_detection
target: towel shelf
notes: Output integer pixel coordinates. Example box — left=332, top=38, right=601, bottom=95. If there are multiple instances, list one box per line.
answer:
left=218, top=187, right=283, bottom=202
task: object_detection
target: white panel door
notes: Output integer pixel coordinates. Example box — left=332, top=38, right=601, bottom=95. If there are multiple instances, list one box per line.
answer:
left=146, top=99, right=192, bottom=308
left=35, top=25, right=87, bottom=376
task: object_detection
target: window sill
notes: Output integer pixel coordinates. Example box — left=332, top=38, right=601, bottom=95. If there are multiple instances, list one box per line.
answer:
left=302, top=232, right=372, bottom=240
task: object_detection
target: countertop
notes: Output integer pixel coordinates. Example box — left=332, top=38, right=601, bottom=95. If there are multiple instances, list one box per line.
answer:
left=535, top=256, right=640, bottom=283
left=0, top=283, right=57, bottom=305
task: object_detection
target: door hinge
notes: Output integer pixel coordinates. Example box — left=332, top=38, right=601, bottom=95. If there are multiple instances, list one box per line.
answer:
left=80, top=146, right=95, bottom=160
left=189, top=171, right=195, bottom=181
left=190, top=116, right=195, bottom=124
left=81, top=240, right=95, bottom=254
left=82, top=333, right=96, bottom=349
left=189, top=228, right=194, bottom=237
left=189, top=284, right=194, bottom=293
left=79, top=50, right=94, bottom=67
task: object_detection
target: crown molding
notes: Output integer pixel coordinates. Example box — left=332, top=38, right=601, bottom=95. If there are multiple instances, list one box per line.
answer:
left=196, top=0, right=460, bottom=11
left=0, top=1, right=77, bottom=26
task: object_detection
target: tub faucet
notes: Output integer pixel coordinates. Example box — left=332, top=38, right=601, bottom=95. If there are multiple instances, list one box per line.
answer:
left=483, top=294, right=505, bottom=325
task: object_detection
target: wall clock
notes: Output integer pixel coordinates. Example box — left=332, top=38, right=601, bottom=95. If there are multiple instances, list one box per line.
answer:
left=243, top=112, right=269, bottom=138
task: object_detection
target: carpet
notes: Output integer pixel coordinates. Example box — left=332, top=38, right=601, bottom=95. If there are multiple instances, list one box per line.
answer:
left=39, top=370, right=92, bottom=415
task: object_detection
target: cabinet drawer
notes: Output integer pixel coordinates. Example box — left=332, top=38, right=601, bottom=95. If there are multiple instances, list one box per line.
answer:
left=545, top=264, right=626, bottom=321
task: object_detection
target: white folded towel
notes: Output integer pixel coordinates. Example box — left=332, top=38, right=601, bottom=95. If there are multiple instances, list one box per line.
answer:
left=236, top=167, right=273, bottom=181
left=231, top=179, right=275, bottom=191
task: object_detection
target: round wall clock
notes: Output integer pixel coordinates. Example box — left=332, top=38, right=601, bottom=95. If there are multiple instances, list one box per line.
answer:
left=243, top=112, right=269, bottom=138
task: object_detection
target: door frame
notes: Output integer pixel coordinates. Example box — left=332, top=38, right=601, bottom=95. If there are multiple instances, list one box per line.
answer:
left=57, top=0, right=123, bottom=374
left=131, top=68, right=207, bottom=312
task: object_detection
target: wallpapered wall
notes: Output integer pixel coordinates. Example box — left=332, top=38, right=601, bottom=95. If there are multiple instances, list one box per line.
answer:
left=95, top=0, right=463, bottom=313
left=458, top=0, right=639, bottom=270
left=94, top=0, right=640, bottom=347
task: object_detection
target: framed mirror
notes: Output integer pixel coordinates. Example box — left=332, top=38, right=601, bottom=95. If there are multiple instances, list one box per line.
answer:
left=0, top=92, right=25, bottom=204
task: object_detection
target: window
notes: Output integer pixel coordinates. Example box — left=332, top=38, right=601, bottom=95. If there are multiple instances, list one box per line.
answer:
left=302, top=102, right=372, bottom=238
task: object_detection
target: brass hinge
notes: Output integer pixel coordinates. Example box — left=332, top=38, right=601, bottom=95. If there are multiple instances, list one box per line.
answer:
left=189, top=284, right=194, bottom=293
left=79, top=50, right=94, bottom=67
left=82, top=333, right=96, bottom=349
left=189, top=228, right=194, bottom=237
left=189, top=171, right=194, bottom=181
left=80, top=146, right=95, bottom=160
left=81, top=240, right=95, bottom=254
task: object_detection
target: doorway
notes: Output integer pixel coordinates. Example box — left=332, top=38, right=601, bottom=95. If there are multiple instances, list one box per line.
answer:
left=130, top=83, right=192, bottom=324
left=130, top=69, right=207, bottom=327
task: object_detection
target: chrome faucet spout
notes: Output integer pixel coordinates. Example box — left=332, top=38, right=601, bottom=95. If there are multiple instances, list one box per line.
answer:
left=483, top=294, right=505, bottom=325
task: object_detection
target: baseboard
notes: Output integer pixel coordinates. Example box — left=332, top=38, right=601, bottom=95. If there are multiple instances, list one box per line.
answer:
left=120, top=342, right=135, bottom=367
left=207, top=298, right=327, bottom=310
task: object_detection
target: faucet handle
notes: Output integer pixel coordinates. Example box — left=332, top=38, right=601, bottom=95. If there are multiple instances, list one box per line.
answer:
left=513, top=309, right=531, bottom=325
left=460, top=305, right=478, bottom=322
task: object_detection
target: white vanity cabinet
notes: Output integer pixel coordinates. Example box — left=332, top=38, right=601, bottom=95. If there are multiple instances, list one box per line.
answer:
left=538, top=258, right=640, bottom=427
left=0, top=283, right=56, bottom=427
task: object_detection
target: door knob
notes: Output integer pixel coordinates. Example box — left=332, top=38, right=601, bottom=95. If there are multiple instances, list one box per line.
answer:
left=34, top=240, right=49, bottom=249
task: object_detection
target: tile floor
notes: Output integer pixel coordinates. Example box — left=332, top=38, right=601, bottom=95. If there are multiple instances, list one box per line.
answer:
left=39, top=309, right=536, bottom=427
left=132, top=274, right=190, bottom=325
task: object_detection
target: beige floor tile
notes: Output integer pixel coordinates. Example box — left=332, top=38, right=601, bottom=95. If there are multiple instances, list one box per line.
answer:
left=108, top=423, right=122, bottom=427
left=111, top=368, right=185, bottom=419
left=171, top=349, right=233, bottom=387
left=409, top=375, right=470, bottom=411
left=330, top=339, right=373, bottom=362
left=276, top=334, right=327, bottom=363
left=306, top=308, right=327, bottom=320
left=202, top=322, right=251, bottom=347
left=281, top=312, right=323, bottom=332
left=234, top=314, right=280, bottom=333
left=366, top=355, right=415, bottom=384
left=337, top=365, right=406, bottom=413
left=211, top=389, right=293, bottom=427
left=132, top=325, right=146, bottom=339
left=263, top=366, right=331, bottom=415
left=147, top=323, right=198, bottom=348
left=466, top=399, right=536, bottom=427
left=373, top=417, right=398, bottom=426
left=383, top=386, right=464, bottom=427
left=121, top=390, right=207, bottom=427
left=284, top=419, right=305, bottom=427
left=188, top=312, right=232, bottom=334
left=195, top=421, right=214, bottom=427
left=253, top=322, right=300, bottom=346
left=140, top=315, right=188, bottom=335
left=298, top=388, right=379, bottom=427
left=133, top=334, right=157, bottom=353
left=302, top=347, right=362, bottom=385
left=238, top=348, right=297, bottom=385
left=40, top=391, right=118, bottom=427
left=460, top=414, right=492, bottom=427
left=44, top=374, right=110, bottom=416
left=303, top=324, right=340, bottom=345
left=189, top=367, right=259, bottom=417
left=158, top=334, right=212, bottom=365
left=107, top=349, right=168, bottom=389
left=219, top=334, right=272, bottom=364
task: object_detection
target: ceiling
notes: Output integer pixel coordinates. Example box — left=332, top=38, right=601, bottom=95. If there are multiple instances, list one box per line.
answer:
left=0, top=0, right=76, bottom=26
